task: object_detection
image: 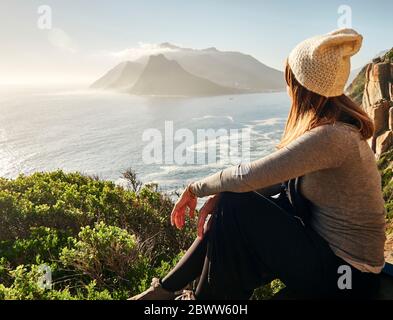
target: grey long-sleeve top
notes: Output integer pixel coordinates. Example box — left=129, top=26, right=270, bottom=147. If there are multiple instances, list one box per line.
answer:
left=190, top=122, right=386, bottom=271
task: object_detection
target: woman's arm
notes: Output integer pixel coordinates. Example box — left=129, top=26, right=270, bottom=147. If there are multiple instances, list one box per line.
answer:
left=189, top=124, right=352, bottom=198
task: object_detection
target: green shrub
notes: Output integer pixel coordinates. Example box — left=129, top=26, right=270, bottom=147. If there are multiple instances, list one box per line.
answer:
left=0, top=170, right=194, bottom=299
left=378, top=150, right=393, bottom=221
left=383, top=48, right=393, bottom=62
left=347, top=64, right=368, bottom=104
left=0, top=170, right=196, bottom=261
left=60, top=222, right=148, bottom=294
left=0, top=263, right=113, bottom=300
left=0, top=227, right=66, bottom=267
left=252, top=279, right=286, bottom=300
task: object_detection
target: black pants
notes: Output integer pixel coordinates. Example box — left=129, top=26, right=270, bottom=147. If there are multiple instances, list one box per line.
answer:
left=162, top=192, right=380, bottom=299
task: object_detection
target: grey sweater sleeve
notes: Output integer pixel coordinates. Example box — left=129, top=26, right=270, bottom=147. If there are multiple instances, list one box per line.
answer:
left=190, top=124, right=352, bottom=197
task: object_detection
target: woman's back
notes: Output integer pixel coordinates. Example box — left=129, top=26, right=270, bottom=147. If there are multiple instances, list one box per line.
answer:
left=301, top=122, right=386, bottom=271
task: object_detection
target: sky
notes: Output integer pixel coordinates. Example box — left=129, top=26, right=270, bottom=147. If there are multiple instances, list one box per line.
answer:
left=0, top=0, right=392, bottom=85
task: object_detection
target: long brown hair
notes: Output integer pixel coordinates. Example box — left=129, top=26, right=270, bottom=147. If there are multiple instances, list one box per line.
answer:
left=277, top=62, right=374, bottom=149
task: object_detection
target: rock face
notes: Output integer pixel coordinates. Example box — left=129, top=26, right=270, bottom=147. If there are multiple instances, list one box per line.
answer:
left=363, top=59, right=392, bottom=107
left=349, top=49, right=393, bottom=273
left=351, top=49, right=393, bottom=158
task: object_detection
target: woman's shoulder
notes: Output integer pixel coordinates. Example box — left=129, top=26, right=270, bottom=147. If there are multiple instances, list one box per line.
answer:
left=309, top=121, right=361, bottom=139
left=302, top=121, right=360, bottom=150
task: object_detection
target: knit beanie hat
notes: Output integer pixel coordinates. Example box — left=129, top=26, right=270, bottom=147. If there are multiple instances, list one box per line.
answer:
left=287, top=28, right=363, bottom=97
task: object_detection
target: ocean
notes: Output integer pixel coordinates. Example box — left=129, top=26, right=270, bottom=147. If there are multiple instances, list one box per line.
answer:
left=0, top=85, right=290, bottom=195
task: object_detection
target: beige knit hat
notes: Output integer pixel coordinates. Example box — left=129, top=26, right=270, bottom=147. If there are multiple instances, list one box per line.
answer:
left=287, top=28, right=363, bottom=97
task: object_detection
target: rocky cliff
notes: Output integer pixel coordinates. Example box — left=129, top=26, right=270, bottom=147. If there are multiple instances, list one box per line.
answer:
left=348, top=49, right=393, bottom=264
left=348, top=48, right=393, bottom=158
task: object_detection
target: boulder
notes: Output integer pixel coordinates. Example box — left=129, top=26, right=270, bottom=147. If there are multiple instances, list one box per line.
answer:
left=376, top=130, right=393, bottom=157
left=362, top=62, right=392, bottom=109
left=354, top=52, right=393, bottom=158
left=366, top=99, right=391, bottom=136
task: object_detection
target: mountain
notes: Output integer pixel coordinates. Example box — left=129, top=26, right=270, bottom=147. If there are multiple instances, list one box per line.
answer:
left=90, top=61, right=144, bottom=90
left=91, top=43, right=285, bottom=95
left=130, top=54, right=242, bottom=96
left=136, top=44, right=285, bottom=92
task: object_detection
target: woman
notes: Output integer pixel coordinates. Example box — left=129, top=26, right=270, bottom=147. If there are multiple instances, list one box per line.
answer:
left=130, top=28, right=386, bottom=300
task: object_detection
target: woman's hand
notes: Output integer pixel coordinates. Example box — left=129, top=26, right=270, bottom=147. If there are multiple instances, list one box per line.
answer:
left=171, top=185, right=197, bottom=230
left=197, top=194, right=220, bottom=239
left=170, top=185, right=220, bottom=239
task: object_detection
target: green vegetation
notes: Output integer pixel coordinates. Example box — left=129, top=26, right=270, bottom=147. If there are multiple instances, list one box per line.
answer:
left=0, top=170, right=193, bottom=299
left=347, top=64, right=368, bottom=105
left=0, top=170, right=282, bottom=300
left=378, top=149, right=393, bottom=223
left=383, top=48, right=393, bottom=63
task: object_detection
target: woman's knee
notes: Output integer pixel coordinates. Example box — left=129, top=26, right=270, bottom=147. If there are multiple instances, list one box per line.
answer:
left=217, top=191, right=276, bottom=211
left=217, top=191, right=254, bottom=207
left=215, top=191, right=293, bottom=232
left=214, top=191, right=272, bottom=222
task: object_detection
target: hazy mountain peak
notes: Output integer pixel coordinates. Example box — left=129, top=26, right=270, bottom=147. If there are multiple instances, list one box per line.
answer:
left=91, top=44, right=285, bottom=94
left=202, top=47, right=219, bottom=52
left=148, top=53, right=169, bottom=62
left=159, top=42, right=181, bottom=50
left=145, top=54, right=183, bottom=71
left=90, top=60, right=144, bottom=90
left=130, top=53, right=242, bottom=96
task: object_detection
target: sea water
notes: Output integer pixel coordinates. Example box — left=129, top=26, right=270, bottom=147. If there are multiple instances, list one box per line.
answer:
left=0, top=85, right=290, bottom=194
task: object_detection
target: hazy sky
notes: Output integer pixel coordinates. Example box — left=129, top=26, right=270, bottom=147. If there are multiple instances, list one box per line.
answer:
left=0, top=0, right=392, bottom=85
